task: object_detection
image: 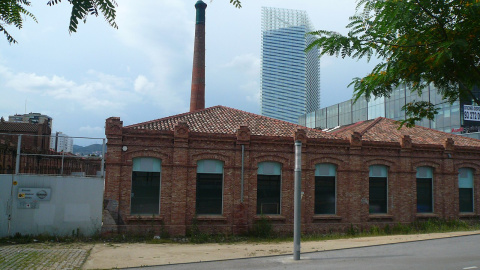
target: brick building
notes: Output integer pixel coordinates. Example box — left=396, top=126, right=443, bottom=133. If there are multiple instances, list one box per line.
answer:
left=0, top=118, right=101, bottom=175
left=101, top=0, right=480, bottom=236
left=103, top=106, right=480, bottom=236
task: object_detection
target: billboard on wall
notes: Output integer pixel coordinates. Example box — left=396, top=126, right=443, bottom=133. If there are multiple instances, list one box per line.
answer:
left=464, top=105, right=480, bottom=122
left=461, top=104, right=480, bottom=134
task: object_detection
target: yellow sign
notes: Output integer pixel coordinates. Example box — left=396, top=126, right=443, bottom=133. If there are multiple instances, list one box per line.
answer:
left=18, top=193, right=25, bottom=198
left=13, top=181, right=18, bottom=186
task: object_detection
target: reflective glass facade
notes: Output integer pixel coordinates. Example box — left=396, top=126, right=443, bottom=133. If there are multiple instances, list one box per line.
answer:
left=298, top=85, right=480, bottom=139
left=261, top=7, right=320, bottom=123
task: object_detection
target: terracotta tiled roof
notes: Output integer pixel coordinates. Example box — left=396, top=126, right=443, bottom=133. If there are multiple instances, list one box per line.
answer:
left=332, top=117, right=480, bottom=147
left=126, top=105, right=337, bottom=139
left=0, top=121, right=40, bottom=133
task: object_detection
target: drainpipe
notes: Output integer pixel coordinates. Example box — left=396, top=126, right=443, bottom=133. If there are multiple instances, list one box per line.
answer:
left=241, top=145, right=244, bottom=202
left=293, top=140, right=302, bottom=260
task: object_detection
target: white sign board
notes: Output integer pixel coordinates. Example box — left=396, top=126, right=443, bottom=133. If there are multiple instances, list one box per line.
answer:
left=18, top=188, right=51, bottom=201
left=464, top=105, right=480, bottom=122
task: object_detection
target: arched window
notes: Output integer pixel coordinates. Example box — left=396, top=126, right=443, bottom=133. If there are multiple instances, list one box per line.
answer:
left=196, top=160, right=223, bottom=215
left=131, top=157, right=161, bottom=215
left=416, top=166, right=433, bottom=213
left=315, top=163, right=336, bottom=215
left=369, top=165, right=388, bottom=214
left=459, top=168, right=474, bottom=213
left=257, top=162, right=282, bottom=215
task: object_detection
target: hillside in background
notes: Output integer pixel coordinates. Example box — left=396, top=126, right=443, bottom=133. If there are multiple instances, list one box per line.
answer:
left=73, top=144, right=106, bottom=156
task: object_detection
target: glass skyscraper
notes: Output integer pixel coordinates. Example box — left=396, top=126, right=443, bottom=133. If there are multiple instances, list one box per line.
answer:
left=299, top=85, right=480, bottom=140
left=261, top=7, right=320, bottom=123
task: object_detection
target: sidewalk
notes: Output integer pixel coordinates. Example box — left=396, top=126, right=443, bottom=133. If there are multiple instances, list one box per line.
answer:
left=82, top=230, right=480, bottom=269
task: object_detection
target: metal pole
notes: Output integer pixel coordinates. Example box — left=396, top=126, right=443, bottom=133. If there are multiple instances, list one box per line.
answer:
left=241, top=144, right=244, bottom=202
left=293, top=140, right=302, bottom=260
left=8, top=135, right=22, bottom=236
left=15, top=135, right=21, bottom=175
left=61, top=150, right=64, bottom=175
left=101, top=138, right=106, bottom=178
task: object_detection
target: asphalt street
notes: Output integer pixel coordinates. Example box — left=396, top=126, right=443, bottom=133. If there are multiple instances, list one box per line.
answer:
left=129, top=234, right=480, bottom=270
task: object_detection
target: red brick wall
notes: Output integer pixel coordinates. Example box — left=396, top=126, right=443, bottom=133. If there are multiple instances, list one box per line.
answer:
left=103, top=117, right=480, bottom=236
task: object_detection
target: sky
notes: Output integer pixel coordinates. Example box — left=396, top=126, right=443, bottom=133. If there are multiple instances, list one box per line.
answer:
left=0, top=0, right=379, bottom=145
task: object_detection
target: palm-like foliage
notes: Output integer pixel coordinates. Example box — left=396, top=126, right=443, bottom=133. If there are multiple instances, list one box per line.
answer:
left=0, top=0, right=37, bottom=44
left=308, top=0, right=480, bottom=127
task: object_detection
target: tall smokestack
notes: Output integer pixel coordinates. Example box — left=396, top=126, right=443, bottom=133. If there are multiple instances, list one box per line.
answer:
left=190, top=0, right=207, bottom=112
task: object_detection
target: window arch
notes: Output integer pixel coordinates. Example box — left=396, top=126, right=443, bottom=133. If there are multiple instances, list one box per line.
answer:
left=196, top=159, right=224, bottom=215
left=416, top=166, right=434, bottom=213
left=459, top=168, right=474, bottom=213
left=131, top=157, right=161, bottom=215
left=369, top=165, right=388, bottom=214
left=257, top=162, right=282, bottom=215
left=314, top=163, right=337, bottom=215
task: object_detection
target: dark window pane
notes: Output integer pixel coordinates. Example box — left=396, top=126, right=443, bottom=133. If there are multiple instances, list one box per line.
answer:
left=369, top=177, right=387, bottom=213
left=196, top=173, right=223, bottom=215
left=417, top=178, right=433, bottom=213
left=257, top=175, right=281, bottom=214
left=315, top=176, right=335, bottom=214
left=459, top=188, right=474, bottom=213
left=131, top=171, right=160, bottom=215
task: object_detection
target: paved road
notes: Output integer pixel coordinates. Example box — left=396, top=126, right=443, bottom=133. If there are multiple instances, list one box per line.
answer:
left=131, top=234, right=480, bottom=270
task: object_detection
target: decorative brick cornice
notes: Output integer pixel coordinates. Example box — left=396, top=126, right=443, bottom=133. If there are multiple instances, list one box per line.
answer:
left=236, top=125, right=251, bottom=145
left=105, top=117, right=123, bottom=136
left=174, top=122, right=189, bottom=144
left=294, top=128, right=307, bottom=146
left=444, top=137, right=455, bottom=152
left=401, top=135, right=412, bottom=149
left=350, top=131, right=362, bottom=148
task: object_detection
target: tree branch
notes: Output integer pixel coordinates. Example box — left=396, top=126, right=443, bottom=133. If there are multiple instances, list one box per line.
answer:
left=414, top=0, right=448, bottom=40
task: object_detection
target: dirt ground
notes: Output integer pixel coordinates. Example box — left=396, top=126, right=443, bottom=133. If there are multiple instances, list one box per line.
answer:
left=82, top=230, right=480, bottom=269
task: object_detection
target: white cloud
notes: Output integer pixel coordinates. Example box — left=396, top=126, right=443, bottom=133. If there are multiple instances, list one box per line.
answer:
left=134, top=75, right=155, bottom=93
left=220, top=54, right=261, bottom=105
left=223, top=53, right=260, bottom=77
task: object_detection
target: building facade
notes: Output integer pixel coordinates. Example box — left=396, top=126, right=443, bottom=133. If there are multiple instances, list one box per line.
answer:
left=8, top=113, right=52, bottom=128
left=299, top=85, right=480, bottom=140
left=261, top=7, right=320, bottom=123
left=50, top=132, right=74, bottom=153
left=102, top=106, right=480, bottom=236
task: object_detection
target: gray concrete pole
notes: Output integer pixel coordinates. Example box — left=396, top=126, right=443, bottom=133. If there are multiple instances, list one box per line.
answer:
left=101, top=138, right=106, bottom=178
left=294, top=140, right=302, bottom=260
left=15, top=135, right=21, bottom=175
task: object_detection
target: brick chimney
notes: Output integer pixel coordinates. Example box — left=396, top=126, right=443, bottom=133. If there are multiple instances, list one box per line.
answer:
left=190, top=0, right=207, bottom=112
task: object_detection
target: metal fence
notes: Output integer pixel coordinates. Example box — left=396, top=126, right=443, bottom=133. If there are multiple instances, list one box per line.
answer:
left=0, top=133, right=105, bottom=177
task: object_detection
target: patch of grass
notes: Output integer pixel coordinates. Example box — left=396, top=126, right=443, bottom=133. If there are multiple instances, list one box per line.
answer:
left=1, top=218, right=478, bottom=246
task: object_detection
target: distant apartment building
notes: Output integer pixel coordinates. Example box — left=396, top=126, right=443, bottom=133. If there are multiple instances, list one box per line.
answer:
left=299, top=85, right=480, bottom=140
left=9, top=112, right=52, bottom=128
left=260, top=7, right=320, bottom=123
left=50, top=132, right=74, bottom=153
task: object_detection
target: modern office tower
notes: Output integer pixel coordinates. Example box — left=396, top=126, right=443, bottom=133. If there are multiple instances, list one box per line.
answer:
left=261, top=7, right=320, bottom=123
left=298, top=85, right=480, bottom=140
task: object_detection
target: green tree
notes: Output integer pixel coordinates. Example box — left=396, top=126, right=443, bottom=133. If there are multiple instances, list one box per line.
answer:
left=1, top=0, right=118, bottom=44
left=2, top=0, right=241, bottom=44
left=0, top=0, right=37, bottom=44
left=308, top=0, right=480, bottom=127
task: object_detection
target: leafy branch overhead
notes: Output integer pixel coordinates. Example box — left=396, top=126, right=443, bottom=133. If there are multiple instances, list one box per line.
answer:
left=0, top=0, right=37, bottom=44
left=307, top=0, right=480, bottom=127
left=2, top=0, right=242, bottom=44
left=47, top=0, right=118, bottom=34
